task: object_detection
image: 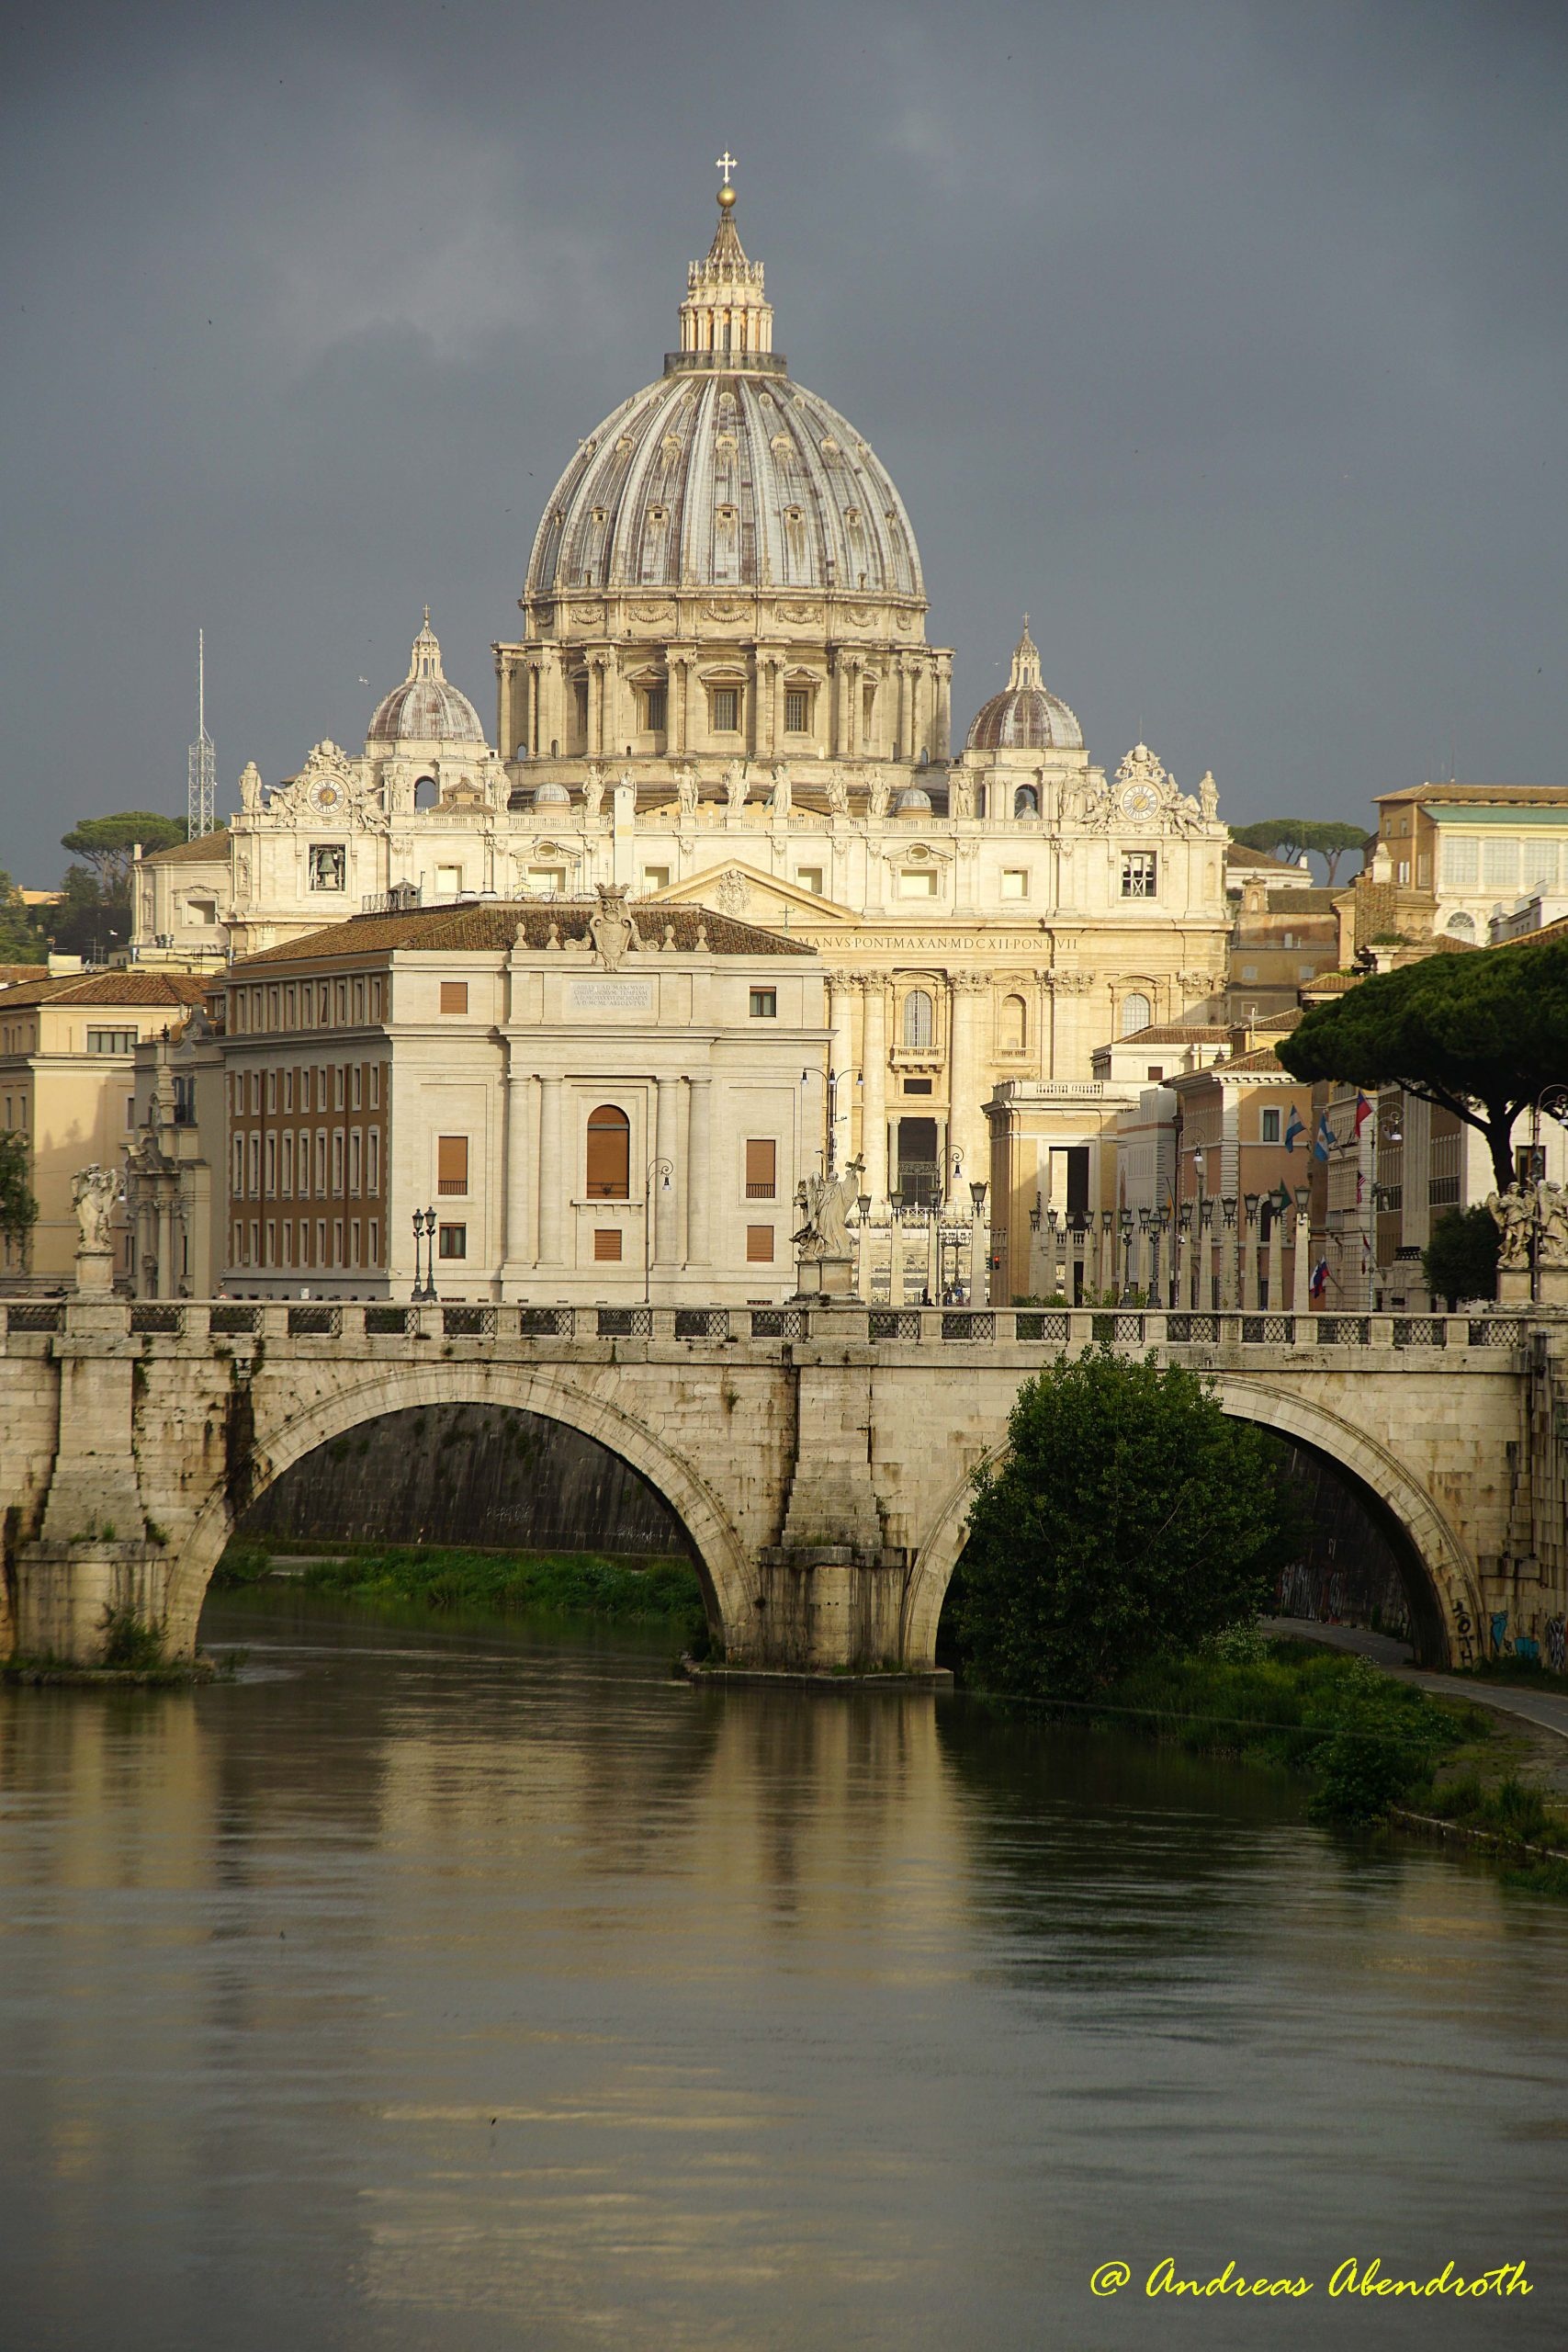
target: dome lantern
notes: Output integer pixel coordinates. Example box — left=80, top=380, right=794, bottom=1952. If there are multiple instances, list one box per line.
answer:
left=367, top=610, right=486, bottom=749
left=965, top=617, right=1085, bottom=753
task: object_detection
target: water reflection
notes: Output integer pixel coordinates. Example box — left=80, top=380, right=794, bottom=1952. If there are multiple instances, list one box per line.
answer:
left=0, top=1590, right=1564, bottom=2351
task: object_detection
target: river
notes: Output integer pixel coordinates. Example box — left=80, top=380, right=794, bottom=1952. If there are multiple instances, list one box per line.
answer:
left=2, top=1589, right=1564, bottom=2350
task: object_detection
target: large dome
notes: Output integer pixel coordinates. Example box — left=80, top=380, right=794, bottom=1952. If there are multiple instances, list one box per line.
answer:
left=525, top=196, right=923, bottom=605
left=966, top=619, right=1084, bottom=752
left=367, top=611, right=486, bottom=747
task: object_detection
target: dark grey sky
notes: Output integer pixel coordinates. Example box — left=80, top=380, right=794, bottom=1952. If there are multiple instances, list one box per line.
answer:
left=5, top=0, right=1565, bottom=882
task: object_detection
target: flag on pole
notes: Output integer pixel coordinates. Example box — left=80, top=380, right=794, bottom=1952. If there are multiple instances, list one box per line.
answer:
left=1310, top=1258, right=1329, bottom=1300
left=1313, top=1114, right=1337, bottom=1161
left=1282, top=1107, right=1305, bottom=1153
left=1353, top=1092, right=1372, bottom=1136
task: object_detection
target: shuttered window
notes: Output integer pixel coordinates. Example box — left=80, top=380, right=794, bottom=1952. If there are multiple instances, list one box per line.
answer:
left=439, top=981, right=468, bottom=1013
left=437, top=1135, right=468, bottom=1195
left=586, top=1104, right=630, bottom=1199
left=593, top=1228, right=623, bottom=1262
left=745, top=1138, right=776, bottom=1199
left=746, top=1226, right=774, bottom=1263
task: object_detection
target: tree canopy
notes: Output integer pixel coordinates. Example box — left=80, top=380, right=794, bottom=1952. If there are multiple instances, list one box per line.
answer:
left=1422, top=1206, right=1499, bottom=1308
left=60, top=812, right=185, bottom=898
left=1276, top=933, right=1568, bottom=1192
left=1231, top=818, right=1370, bottom=885
left=0, top=870, right=44, bottom=965
left=948, top=1350, right=1293, bottom=1698
left=0, top=1133, right=38, bottom=1262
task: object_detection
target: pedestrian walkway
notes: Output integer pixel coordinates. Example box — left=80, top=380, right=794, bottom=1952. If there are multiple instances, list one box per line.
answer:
left=1264, top=1616, right=1568, bottom=1744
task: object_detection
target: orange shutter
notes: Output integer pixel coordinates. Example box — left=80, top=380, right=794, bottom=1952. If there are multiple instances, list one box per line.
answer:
left=592, top=1228, right=624, bottom=1262
left=746, top=1225, right=774, bottom=1263
left=437, top=1135, right=468, bottom=1194
left=745, top=1138, right=776, bottom=1198
left=439, top=981, right=468, bottom=1013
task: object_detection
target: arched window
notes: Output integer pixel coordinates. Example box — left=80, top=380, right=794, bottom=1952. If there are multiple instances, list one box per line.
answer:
left=902, top=989, right=934, bottom=1051
left=413, top=777, right=438, bottom=810
left=1446, top=910, right=1476, bottom=939
left=586, top=1104, right=630, bottom=1199
left=1122, top=991, right=1152, bottom=1037
left=999, top=993, right=1027, bottom=1052
left=1014, top=785, right=1039, bottom=819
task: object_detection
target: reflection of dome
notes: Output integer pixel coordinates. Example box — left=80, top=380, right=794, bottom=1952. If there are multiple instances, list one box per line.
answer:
left=531, top=780, right=571, bottom=808
left=966, top=618, right=1084, bottom=752
left=367, top=610, right=486, bottom=746
left=525, top=193, right=923, bottom=604
left=895, top=785, right=932, bottom=814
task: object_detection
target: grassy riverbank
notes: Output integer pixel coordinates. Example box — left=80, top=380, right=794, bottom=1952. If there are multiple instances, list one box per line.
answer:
left=216, top=1535, right=706, bottom=1630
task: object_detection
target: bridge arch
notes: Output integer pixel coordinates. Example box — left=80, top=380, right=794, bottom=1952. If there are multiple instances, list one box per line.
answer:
left=164, top=1362, right=754, bottom=1653
left=900, top=1374, right=1487, bottom=1672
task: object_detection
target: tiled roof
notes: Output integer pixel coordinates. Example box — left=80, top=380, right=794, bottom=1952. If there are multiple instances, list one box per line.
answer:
left=0, top=964, right=47, bottom=984
left=0, top=971, right=212, bottom=1012
left=1225, top=842, right=1306, bottom=874
left=1299, top=971, right=1360, bottom=995
left=140, top=830, right=231, bottom=865
left=231, top=899, right=818, bottom=972
left=1378, top=784, right=1568, bottom=807
left=1121, top=1023, right=1231, bottom=1046
left=1222, top=1046, right=1289, bottom=1075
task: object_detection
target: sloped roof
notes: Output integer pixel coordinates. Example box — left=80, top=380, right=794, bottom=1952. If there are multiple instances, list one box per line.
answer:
left=140, top=830, right=231, bottom=866
left=231, top=899, right=817, bottom=972
left=0, top=971, right=211, bottom=1012
left=1378, top=783, right=1568, bottom=808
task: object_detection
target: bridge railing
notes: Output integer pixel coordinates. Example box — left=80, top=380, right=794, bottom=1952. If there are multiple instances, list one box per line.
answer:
left=0, top=1299, right=1534, bottom=1356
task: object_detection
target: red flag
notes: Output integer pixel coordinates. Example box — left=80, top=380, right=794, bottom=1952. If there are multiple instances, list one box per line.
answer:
left=1353, top=1092, right=1372, bottom=1136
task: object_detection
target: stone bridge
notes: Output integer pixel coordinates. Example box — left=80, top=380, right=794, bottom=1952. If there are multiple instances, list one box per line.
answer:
left=2, top=1297, right=1564, bottom=1673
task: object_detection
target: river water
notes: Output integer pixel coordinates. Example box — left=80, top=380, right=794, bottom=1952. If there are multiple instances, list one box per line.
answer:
left=2, top=1589, right=1565, bottom=2352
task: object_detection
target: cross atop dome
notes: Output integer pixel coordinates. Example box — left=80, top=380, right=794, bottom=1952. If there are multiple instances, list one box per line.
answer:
left=680, top=173, right=773, bottom=360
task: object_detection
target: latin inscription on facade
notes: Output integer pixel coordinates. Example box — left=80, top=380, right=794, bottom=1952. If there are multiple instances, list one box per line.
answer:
left=568, top=978, right=655, bottom=1012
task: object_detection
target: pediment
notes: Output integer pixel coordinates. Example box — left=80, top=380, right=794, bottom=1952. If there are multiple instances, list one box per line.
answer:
left=645, top=861, right=859, bottom=927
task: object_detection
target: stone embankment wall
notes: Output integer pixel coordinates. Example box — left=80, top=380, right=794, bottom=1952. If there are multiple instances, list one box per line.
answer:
left=241, top=1402, right=683, bottom=1556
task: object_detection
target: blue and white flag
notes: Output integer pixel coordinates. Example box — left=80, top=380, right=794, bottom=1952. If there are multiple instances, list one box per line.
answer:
left=1282, top=1107, right=1306, bottom=1153
left=1312, top=1113, right=1337, bottom=1162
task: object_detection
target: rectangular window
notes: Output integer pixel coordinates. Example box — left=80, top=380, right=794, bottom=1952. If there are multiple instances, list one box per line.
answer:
left=1440, top=834, right=1478, bottom=888
left=439, top=981, right=468, bottom=1014
left=750, top=989, right=777, bottom=1019
left=898, top=868, right=939, bottom=899
left=1261, top=1109, right=1281, bottom=1143
left=265, top=1219, right=276, bottom=1267
left=1000, top=869, right=1029, bottom=899
left=368, top=1218, right=379, bottom=1266
left=1523, top=840, right=1559, bottom=892
left=1481, top=837, right=1518, bottom=892
left=334, top=1066, right=345, bottom=1112
left=526, top=866, right=567, bottom=895
left=1122, top=853, right=1158, bottom=898
left=298, top=1131, right=310, bottom=1194
left=284, top=1069, right=294, bottom=1113
left=435, top=864, right=464, bottom=898
left=370, top=978, right=383, bottom=1022
left=281, top=1132, right=295, bottom=1194
left=250, top=1072, right=261, bottom=1114
left=281, top=1221, right=293, bottom=1268
left=332, top=1219, right=344, bottom=1267
left=745, top=1138, right=777, bottom=1199
left=644, top=684, right=667, bottom=733
left=746, top=1225, right=774, bottom=1264
left=349, top=1129, right=362, bottom=1194
left=332, top=1130, right=344, bottom=1193
left=438, top=1223, right=467, bottom=1260
left=264, top=1133, right=276, bottom=1192
left=1146, top=1067, right=1164, bottom=1083
left=370, top=1063, right=381, bottom=1110
left=641, top=865, right=671, bottom=894
left=367, top=1129, right=380, bottom=1196
left=795, top=867, right=825, bottom=895
left=351, top=1064, right=362, bottom=1111
left=1397, top=860, right=1410, bottom=886
left=85, top=1028, right=138, bottom=1056
left=248, top=1220, right=259, bottom=1267
left=247, top=1134, right=260, bottom=1196
left=315, top=1219, right=326, bottom=1266
left=711, top=686, right=739, bottom=733
left=784, top=686, right=809, bottom=733
left=592, top=1227, right=623, bottom=1262
left=437, top=1135, right=469, bottom=1195
left=349, top=1219, right=361, bottom=1267
left=353, top=978, right=366, bottom=1024
left=231, top=1135, right=244, bottom=1197
left=265, top=1069, right=277, bottom=1113
left=315, top=1129, right=327, bottom=1193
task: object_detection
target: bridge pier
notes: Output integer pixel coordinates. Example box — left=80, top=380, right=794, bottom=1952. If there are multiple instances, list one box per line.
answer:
left=15, top=1540, right=175, bottom=1665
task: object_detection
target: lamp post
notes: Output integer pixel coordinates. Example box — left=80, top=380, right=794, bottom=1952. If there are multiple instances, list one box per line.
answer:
left=643, top=1156, right=674, bottom=1306
left=412, top=1205, right=436, bottom=1302
left=969, top=1178, right=988, bottom=1306
left=1119, top=1205, right=1134, bottom=1299
left=1243, top=1192, right=1260, bottom=1313
left=1293, top=1183, right=1313, bottom=1316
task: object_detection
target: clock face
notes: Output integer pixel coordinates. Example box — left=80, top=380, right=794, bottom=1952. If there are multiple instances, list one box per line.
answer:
left=310, top=779, right=343, bottom=816
left=1121, top=782, right=1159, bottom=821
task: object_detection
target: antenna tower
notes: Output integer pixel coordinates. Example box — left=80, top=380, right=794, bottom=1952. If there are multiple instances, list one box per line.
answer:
left=187, top=629, right=216, bottom=840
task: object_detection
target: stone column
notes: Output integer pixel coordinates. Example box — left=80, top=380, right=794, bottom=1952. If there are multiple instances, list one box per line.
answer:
left=686, top=1075, right=712, bottom=1267
left=859, top=976, right=888, bottom=1203
left=1266, top=1202, right=1285, bottom=1314
left=537, top=1077, right=563, bottom=1265
left=502, top=1052, right=533, bottom=1276
left=654, top=1075, right=679, bottom=1269
left=1292, top=1204, right=1312, bottom=1315
left=1242, top=1208, right=1262, bottom=1311
left=934, top=652, right=953, bottom=761
left=948, top=973, right=987, bottom=1193
left=155, top=1189, right=175, bottom=1300
left=826, top=972, right=854, bottom=1168
left=1220, top=1207, right=1239, bottom=1310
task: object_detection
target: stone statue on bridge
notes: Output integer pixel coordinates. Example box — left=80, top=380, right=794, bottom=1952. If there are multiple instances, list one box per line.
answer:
left=71, top=1163, right=120, bottom=1295
left=793, top=1156, right=864, bottom=1286
left=1486, top=1186, right=1535, bottom=1270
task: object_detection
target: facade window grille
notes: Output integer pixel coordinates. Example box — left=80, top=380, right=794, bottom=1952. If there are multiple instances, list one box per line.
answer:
left=711, top=686, right=740, bottom=733
left=1121, top=853, right=1157, bottom=899
left=644, top=684, right=667, bottom=733
left=784, top=687, right=809, bottom=733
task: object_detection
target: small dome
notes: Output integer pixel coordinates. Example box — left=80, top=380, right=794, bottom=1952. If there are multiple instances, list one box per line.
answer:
left=895, top=785, right=932, bottom=814
left=531, top=780, right=572, bottom=808
left=367, top=611, right=486, bottom=747
left=966, top=618, right=1084, bottom=752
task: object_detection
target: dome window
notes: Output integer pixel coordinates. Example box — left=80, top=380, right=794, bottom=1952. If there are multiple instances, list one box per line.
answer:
left=1014, top=786, right=1039, bottom=819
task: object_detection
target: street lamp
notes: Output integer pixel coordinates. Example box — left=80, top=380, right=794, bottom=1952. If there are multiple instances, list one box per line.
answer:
left=643, top=1156, right=674, bottom=1306
left=412, top=1205, right=436, bottom=1302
